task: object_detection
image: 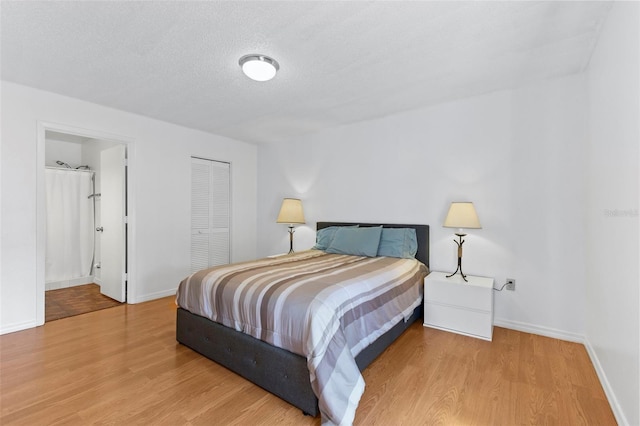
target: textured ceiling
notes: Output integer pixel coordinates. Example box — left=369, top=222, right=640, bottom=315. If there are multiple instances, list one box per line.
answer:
left=1, top=1, right=611, bottom=144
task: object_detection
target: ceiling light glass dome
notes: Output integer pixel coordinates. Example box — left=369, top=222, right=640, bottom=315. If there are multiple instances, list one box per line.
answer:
left=239, top=54, right=279, bottom=82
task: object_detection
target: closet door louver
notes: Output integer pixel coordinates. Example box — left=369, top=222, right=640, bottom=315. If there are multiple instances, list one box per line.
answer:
left=191, top=158, right=230, bottom=273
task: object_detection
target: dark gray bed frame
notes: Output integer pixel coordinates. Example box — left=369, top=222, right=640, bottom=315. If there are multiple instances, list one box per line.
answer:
left=176, top=222, right=430, bottom=417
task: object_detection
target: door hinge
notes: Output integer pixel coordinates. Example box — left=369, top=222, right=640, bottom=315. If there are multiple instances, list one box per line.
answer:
left=123, top=273, right=128, bottom=281
left=124, top=216, right=128, bottom=224
left=124, top=158, right=128, bottom=166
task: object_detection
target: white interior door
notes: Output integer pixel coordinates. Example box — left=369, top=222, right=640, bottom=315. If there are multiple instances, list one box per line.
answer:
left=100, top=145, right=126, bottom=302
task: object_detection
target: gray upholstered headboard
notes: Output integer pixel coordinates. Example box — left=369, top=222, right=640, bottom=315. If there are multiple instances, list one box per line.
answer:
left=316, top=222, right=430, bottom=268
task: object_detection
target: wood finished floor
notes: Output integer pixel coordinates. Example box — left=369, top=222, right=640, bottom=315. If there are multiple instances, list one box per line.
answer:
left=45, top=283, right=123, bottom=322
left=1, top=296, right=615, bottom=425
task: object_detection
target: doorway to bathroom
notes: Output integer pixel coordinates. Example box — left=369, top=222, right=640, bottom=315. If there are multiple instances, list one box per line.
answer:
left=40, top=125, right=130, bottom=322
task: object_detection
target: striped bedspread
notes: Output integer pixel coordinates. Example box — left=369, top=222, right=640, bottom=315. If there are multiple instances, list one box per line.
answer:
left=176, top=250, right=428, bottom=425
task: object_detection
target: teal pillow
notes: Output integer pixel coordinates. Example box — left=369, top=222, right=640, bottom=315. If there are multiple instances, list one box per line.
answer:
left=377, top=228, right=418, bottom=259
left=325, top=226, right=383, bottom=257
left=313, top=225, right=358, bottom=250
left=313, top=226, right=339, bottom=250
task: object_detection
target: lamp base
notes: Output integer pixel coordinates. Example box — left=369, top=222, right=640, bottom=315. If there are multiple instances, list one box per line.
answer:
left=446, top=261, right=468, bottom=282
left=446, top=233, right=468, bottom=282
left=287, top=225, right=295, bottom=254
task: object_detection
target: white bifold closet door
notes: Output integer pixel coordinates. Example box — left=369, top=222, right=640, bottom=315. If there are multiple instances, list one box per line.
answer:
left=191, top=157, right=230, bottom=273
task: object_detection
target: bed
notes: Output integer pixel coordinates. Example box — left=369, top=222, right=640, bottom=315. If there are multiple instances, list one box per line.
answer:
left=176, top=222, right=429, bottom=425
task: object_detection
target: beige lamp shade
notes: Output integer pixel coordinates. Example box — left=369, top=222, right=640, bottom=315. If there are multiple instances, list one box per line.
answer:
left=276, top=198, right=305, bottom=224
left=443, top=202, right=481, bottom=230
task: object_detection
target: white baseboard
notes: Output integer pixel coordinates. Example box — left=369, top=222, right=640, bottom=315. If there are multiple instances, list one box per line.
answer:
left=584, top=338, right=629, bottom=426
left=0, top=319, right=38, bottom=335
left=493, top=317, right=585, bottom=343
left=128, top=288, right=176, bottom=304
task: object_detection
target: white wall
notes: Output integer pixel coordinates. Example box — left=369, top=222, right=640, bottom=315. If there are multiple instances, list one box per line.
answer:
left=586, top=2, right=639, bottom=425
left=45, top=137, right=83, bottom=167
left=0, top=81, right=258, bottom=334
left=258, top=73, right=589, bottom=339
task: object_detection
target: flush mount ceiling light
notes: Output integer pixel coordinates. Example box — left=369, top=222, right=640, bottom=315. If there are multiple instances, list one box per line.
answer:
left=239, top=54, right=279, bottom=82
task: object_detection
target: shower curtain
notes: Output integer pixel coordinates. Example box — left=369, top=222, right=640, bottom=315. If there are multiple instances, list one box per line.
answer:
left=45, top=169, right=94, bottom=283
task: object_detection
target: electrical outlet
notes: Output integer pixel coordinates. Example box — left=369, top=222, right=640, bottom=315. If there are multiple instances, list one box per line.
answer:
left=506, top=278, right=516, bottom=291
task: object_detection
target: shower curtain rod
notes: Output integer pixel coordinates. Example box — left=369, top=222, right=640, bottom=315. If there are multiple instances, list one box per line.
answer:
left=45, top=166, right=95, bottom=174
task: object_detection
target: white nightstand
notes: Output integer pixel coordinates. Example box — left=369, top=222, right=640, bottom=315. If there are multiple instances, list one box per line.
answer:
left=423, top=271, right=494, bottom=341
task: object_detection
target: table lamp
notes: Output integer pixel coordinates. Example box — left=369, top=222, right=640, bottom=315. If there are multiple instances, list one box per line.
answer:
left=443, top=201, right=481, bottom=281
left=276, top=198, right=305, bottom=253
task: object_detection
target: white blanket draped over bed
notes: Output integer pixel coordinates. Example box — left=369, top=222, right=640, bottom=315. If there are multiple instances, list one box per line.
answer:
left=176, top=250, right=427, bottom=425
